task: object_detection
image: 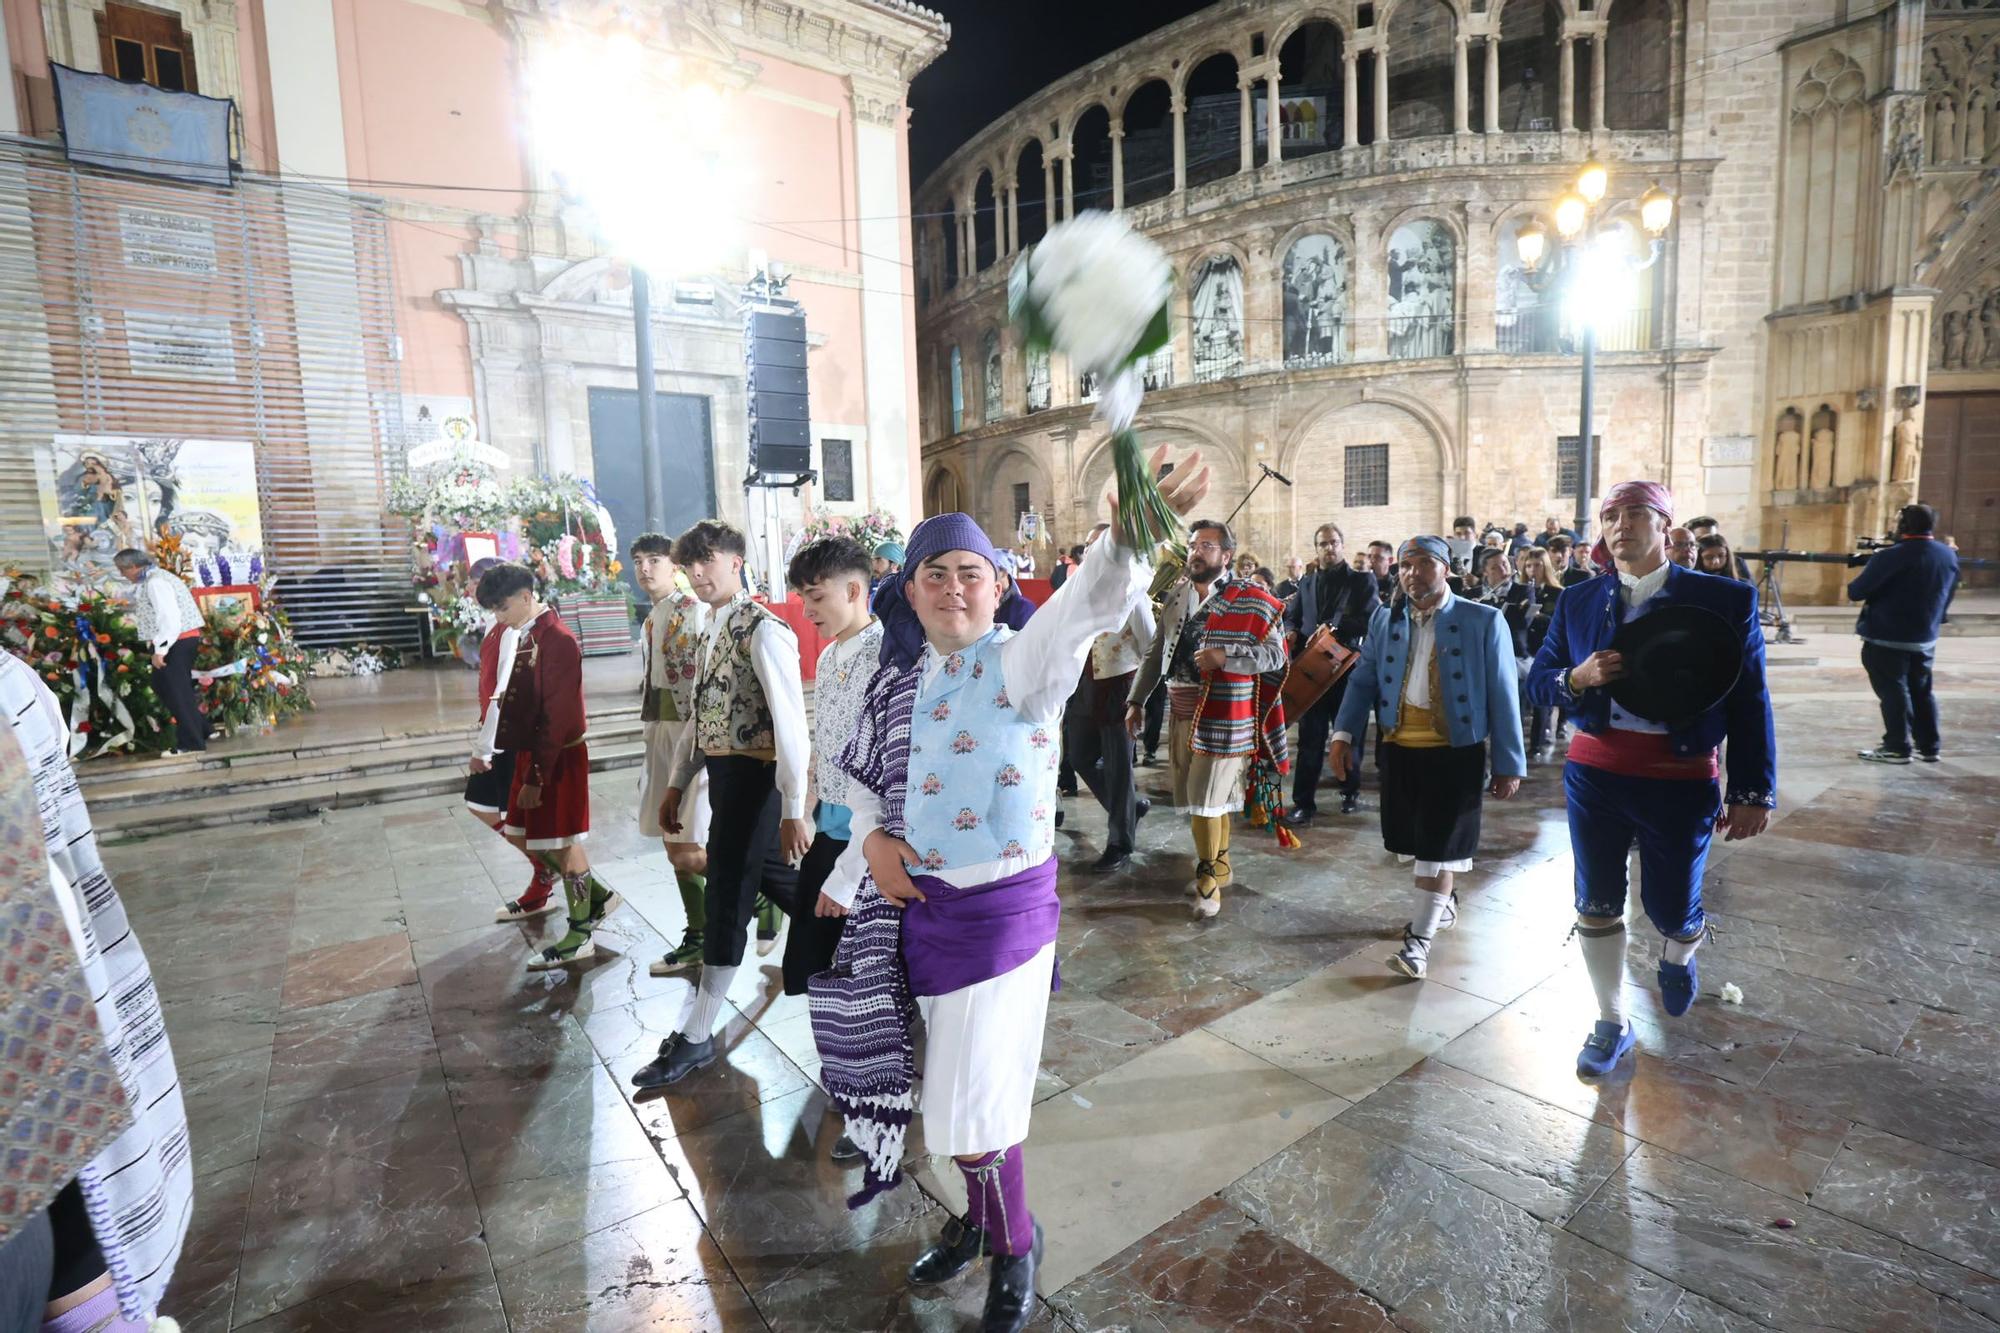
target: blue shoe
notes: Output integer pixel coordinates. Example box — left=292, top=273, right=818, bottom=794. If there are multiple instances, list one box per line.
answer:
left=1576, top=1020, right=1635, bottom=1078
left=1658, top=957, right=1697, bottom=1018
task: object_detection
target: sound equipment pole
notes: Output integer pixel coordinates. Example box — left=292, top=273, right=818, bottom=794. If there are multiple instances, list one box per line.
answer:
left=632, top=265, right=666, bottom=535
left=1221, top=463, right=1292, bottom=532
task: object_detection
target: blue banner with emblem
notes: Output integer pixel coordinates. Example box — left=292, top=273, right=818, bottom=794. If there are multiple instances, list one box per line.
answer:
left=52, top=63, right=233, bottom=187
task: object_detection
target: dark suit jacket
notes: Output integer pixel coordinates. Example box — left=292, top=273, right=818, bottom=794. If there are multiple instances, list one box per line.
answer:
left=1283, top=564, right=1378, bottom=650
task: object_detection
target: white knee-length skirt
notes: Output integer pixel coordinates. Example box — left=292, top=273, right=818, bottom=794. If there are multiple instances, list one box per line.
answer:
left=916, top=942, right=1056, bottom=1156
left=638, top=721, right=712, bottom=843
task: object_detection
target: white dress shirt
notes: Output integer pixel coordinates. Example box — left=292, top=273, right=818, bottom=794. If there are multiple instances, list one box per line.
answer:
left=471, top=624, right=521, bottom=763
left=1608, top=561, right=1672, bottom=734
left=1334, top=588, right=1453, bottom=745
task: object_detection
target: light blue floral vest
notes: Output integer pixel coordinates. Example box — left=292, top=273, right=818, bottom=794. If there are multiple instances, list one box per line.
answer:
left=903, top=629, right=1057, bottom=873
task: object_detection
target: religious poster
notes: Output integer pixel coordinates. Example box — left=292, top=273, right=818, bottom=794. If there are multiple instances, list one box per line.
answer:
left=1386, top=221, right=1455, bottom=359
left=41, top=434, right=263, bottom=592
left=1282, top=234, right=1349, bottom=366
left=1495, top=217, right=1556, bottom=354
left=1191, top=255, right=1245, bottom=382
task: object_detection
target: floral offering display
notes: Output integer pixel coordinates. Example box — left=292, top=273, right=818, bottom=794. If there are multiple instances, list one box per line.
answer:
left=388, top=461, right=514, bottom=532
left=511, top=474, right=624, bottom=597
left=1008, top=212, right=1180, bottom=556
left=308, top=642, right=404, bottom=678
left=786, top=507, right=905, bottom=564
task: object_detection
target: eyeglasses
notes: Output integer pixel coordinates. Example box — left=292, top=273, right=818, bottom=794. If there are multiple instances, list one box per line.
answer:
left=1189, top=540, right=1226, bottom=553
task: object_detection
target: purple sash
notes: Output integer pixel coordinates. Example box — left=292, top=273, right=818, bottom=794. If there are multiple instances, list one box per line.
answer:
left=900, top=856, right=1061, bottom=998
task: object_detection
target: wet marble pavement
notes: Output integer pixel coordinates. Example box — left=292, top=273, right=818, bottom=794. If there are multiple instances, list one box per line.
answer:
left=129, top=635, right=2000, bottom=1330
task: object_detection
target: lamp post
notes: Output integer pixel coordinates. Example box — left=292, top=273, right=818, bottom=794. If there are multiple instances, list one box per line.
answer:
left=526, top=29, right=736, bottom=537
left=1515, top=161, right=1674, bottom=541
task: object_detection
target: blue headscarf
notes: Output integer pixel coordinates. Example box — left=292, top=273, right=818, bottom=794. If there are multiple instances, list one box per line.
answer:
left=876, top=513, right=1004, bottom=670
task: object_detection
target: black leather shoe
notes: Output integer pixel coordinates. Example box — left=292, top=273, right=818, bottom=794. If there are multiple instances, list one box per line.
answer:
left=630, top=1033, right=716, bottom=1089
left=1340, top=793, right=1359, bottom=814
left=980, top=1221, right=1044, bottom=1332
left=1054, top=810, right=1065, bottom=829
left=1057, top=782, right=1079, bottom=797
left=1089, top=849, right=1131, bottom=874
left=1135, top=798, right=1152, bottom=821
left=1281, top=807, right=1315, bottom=827
left=830, top=1133, right=863, bottom=1163
left=908, top=1214, right=984, bottom=1286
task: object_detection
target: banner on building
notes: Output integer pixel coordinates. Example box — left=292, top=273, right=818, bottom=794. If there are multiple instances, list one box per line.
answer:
left=51, top=64, right=234, bottom=187
left=42, top=435, right=262, bottom=592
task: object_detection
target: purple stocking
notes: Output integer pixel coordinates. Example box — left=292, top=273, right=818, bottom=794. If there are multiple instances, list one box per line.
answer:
left=956, top=1144, right=1033, bottom=1256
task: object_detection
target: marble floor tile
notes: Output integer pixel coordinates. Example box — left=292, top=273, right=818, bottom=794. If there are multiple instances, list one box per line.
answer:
left=230, top=1271, right=510, bottom=1331
left=1396, top=902, right=1572, bottom=1006
left=1035, top=992, right=1172, bottom=1092
left=1433, top=1007, right=1850, bottom=1199
left=1653, top=1289, right=1772, bottom=1332
left=1566, top=1144, right=1987, bottom=1331
left=1224, top=1119, right=1683, bottom=1333
left=1204, top=947, right=1501, bottom=1103
left=264, top=983, right=439, bottom=1108
left=1048, top=1195, right=1394, bottom=1332
left=160, top=1162, right=255, bottom=1330
left=974, top=1027, right=1346, bottom=1294
left=1812, top=1125, right=2000, bottom=1279
left=580, top=998, right=814, bottom=1143
left=1899, top=1007, right=2000, bottom=1078
left=180, top=1042, right=273, bottom=1179
left=160, top=985, right=284, bottom=1067
left=1619, top=932, right=1918, bottom=1055
left=278, top=931, right=418, bottom=1011
left=491, top=1197, right=763, bottom=1331
left=1760, top=1034, right=2000, bottom=1169
left=1337, top=1060, right=1638, bottom=1224
left=672, top=1085, right=937, bottom=1294
left=473, top=1151, right=685, bottom=1274
left=449, top=1063, right=662, bottom=1192
left=1094, top=956, right=1263, bottom=1036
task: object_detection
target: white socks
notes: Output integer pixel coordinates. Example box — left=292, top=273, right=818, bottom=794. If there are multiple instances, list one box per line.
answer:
left=1411, top=887, right=1452, bottom=939
left=681, top=963, right=738, bottom=1042
left=1576, top=921, right=1627, bottom=1024
left=1662, top=929, right=1704, bottom=966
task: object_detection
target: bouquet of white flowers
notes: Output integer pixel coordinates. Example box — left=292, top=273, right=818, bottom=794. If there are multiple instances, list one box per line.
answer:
left=1009, top=212, right=1180, bottom=555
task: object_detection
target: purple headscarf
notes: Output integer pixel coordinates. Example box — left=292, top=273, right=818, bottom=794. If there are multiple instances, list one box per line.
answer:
left=876, top=512, right=1004, bottom=670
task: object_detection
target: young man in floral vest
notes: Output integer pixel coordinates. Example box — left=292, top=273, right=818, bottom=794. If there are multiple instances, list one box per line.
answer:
left=476, top=561, right=621, bottom=969
left=629, top=533, right=713, bottom=974
left=1127, top=518, right=1289, bottom=920
left=631, top=520, right=810, bottom=1089
left=810, top=448, right=1210, bottom=1333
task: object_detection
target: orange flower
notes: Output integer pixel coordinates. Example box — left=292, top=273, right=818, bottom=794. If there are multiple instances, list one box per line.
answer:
left=43, top=625, right=56, bottom=639
left=95, top=633, right=110, bottom=644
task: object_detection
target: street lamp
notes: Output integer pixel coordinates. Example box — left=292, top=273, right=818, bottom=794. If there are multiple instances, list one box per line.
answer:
left=526, top=28, right=738, bottom=537
left=1516, top=165, right=1673, bottom=541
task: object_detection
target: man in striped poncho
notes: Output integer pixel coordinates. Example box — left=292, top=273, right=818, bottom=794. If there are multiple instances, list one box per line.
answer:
left=1128, top=518, right=1289, bottom=920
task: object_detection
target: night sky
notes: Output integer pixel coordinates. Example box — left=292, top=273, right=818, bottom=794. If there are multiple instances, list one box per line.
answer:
left=908, top=0, right=1218, bottom=183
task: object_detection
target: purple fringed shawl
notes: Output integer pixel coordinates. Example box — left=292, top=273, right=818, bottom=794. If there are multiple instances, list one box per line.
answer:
left=808, top=658, right=921, bottom=1207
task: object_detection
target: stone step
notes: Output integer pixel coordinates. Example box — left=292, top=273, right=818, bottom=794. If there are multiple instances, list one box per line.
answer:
left=93, top=739, right=650, bottom=844
left=79, top=714, right=650, bottom=811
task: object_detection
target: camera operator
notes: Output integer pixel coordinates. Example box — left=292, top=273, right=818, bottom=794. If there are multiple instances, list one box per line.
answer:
left=1846, top=503, right=1959, bottom=765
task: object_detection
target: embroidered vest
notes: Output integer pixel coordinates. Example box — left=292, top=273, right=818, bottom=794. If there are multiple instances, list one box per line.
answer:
left=902, top=631, right=1053, bottom=874
left=693, top=596, right=781, bottom=755
left=643, top=592, right=704, bottom=723
left=1388, top=633, right=1447, bottom=748
left=132, top=570, right=200, bottom=644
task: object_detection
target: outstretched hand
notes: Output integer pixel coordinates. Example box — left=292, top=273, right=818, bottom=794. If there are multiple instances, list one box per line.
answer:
left=1103, top=444, right=1211, bottom=525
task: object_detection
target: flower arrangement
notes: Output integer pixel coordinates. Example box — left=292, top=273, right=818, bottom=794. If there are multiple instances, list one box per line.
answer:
left=309, top=642, right=404, bottom=678
left=510, top=475, right=624, bottom=598
left=1008, top=212, right=1180, bottom=555
left=389, top=463, right=515, bottom=532
left=788, top=507, right=903, bottom=565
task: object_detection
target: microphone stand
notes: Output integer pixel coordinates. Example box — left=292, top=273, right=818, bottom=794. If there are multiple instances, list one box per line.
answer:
left=1223, top=463, right=1292, bottom=530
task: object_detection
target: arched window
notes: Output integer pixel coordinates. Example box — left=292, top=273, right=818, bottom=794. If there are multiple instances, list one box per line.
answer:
left=1183, top=52, right=1242, bottom=189
left=1026, top=348, right=1052, bottom=412
left=973, top=172, right=998, bottom=271
left=1276, top=21, right=1345, bottom=158
left=1282, top=234, right=1349, bottom=366
left=1191, top=254, right=1245, bottom=381
left=1386, top=221, right=1454, bottom=359
left=982, top=329, right=1003, bottom=422
left=942, top=203, right=960, bottom=286
left=1070, top=105, right=1113, bottom=214
left=1015, top=140, right=1049, bottom=249
left=1387, top=0, right=1455, bottom=138
left=1605, top=0, right=1671, bottom=129
left=1498, top=0, right=1562, bottom=132
left=949, top=345, right=965, bottom=432
left=1122, top=80, right=1175, bottom=207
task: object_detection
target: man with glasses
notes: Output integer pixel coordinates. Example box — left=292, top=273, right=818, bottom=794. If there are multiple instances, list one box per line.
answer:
left=1666, top=526, right=1698, bottom=569
left=1129, top=520, right=1289, bottom=919
left=1282, top=523, right=1378, bottom=822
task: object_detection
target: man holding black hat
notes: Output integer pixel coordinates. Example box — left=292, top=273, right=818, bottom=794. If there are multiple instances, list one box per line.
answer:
left=1330, top=535, right=1525, bottom=978
left=1529, top=481, right=1777, bottom=1078
left=1846, top=503, right=1958, bottom=764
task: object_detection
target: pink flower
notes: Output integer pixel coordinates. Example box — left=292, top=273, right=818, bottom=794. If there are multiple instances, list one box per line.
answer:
left=921, top=849, right=947, bottom=870
left=930, top=699, right=952, bottom=722
left=944, top=652, right=965, bottom=676
left=921, top=773, right=943, bottom=795
left=1031, top=804, right=1050, bottom=823
left=951, top=731, right=978, bottom=754
left=971, top=660, right=984, bottom=679
left=996, top=764, right=1022, bottom=787
left=953, top=808, right=980, bottom=831
left=992, top=689, right=1011, bottom=709
left=1028, top=728, right=1051, bottom=749
left=1001, top=840, right=1026, bottom=858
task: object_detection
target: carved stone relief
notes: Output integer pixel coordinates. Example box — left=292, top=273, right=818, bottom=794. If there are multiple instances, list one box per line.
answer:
left=1923, top=32, right=2000, bottom=167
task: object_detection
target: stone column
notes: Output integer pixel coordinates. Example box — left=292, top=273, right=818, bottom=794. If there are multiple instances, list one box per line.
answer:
left=1374, top=45, right=1391, bottom=142
left=1453, top=37, right=1470, bottom=134
left=960, top=202, right=974, bottom=278
left=1004, top=181, right=1019, bottom=255
left=1485, top=37, right=1500, bottom=132
left=540, top=360, right=576, bottom=475
left=1343, top=52, right=1360, bottom=147
left=1110, top=125, right=1125, bottom=208
left=1590, top=35, right=1607, bottom=131
left=1559, top=36, right=1575, bottom=132
left=1266, top=71, right=1283, bottom=163
left=1172, top=94, right=1188, bottom=192
left=1061, top=150, right=1075, bottom=219
left=1238, top=78, right=1254, bottom=172
left=1043, top=156, right=1058, bottom=230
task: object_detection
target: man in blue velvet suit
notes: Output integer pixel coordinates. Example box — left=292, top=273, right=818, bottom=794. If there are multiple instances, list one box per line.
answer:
left=1331, top=535, right=1525, bottom=980
left=1528, top=481, right=1777, bottom=1078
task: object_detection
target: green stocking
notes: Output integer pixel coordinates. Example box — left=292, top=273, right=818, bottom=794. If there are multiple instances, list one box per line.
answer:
left=545, top=873, right=597, bottom=957
left=676, top=871, right=708, bottom=930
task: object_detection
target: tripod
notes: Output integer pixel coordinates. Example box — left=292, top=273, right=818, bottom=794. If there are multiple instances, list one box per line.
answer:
left=1753, top=520, right=1802, bottom=645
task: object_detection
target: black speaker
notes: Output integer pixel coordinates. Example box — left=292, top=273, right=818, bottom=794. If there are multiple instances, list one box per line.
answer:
left=747, top=307, right=812, bottom=474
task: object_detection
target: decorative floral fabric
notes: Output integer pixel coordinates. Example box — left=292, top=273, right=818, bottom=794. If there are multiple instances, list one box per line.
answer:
left=693, top=594, right=781, bottom=754
left=642, top=590, right=706, bottom=724
left=902, top=633, right=1053, bottom=874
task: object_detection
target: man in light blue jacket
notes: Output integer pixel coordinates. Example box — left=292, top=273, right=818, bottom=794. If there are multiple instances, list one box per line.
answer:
left=1331, top=535, right=1525, bottom=978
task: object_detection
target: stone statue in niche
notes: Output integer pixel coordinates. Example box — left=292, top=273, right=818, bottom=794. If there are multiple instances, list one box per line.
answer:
left=1971, top=87, right=1990, bottom=161
left=1982, top=291, right=2000, bottom=364
left=1807, top=407, right=1838, bottom=491
left=1892, top=406, right=1923, bottom=482
left=1931, top=91, right=1959, bottom=162
left=1773, top=408, right=1805, bottom=491
left=1941, top=308, right=1968, bottom=368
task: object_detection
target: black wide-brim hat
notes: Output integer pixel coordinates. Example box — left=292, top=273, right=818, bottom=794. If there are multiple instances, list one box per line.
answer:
left=1605, top=604, right=1743, bottom=727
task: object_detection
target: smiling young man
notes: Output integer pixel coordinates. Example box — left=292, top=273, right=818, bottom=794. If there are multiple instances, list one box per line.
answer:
left=629, top=534, right=713, bottom=974
left=476, top=561, right=621, bottom=969
left=631, top=520, right=810, bottom=1089
left=1529, top=481, right=1777, bottom=1077
left=812, top=449, right=1209, bottom=1333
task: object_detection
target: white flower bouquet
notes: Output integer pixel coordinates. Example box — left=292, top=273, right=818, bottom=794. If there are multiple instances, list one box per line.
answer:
left=1009, top=212, right=1180, bottom=554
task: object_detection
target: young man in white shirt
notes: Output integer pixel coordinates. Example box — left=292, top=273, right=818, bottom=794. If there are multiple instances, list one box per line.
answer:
left=114, top=548, right=206, bottom=755
left=631, top=521, right=811, bottom=1088
left=630, top=535, right=714, bottom=973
